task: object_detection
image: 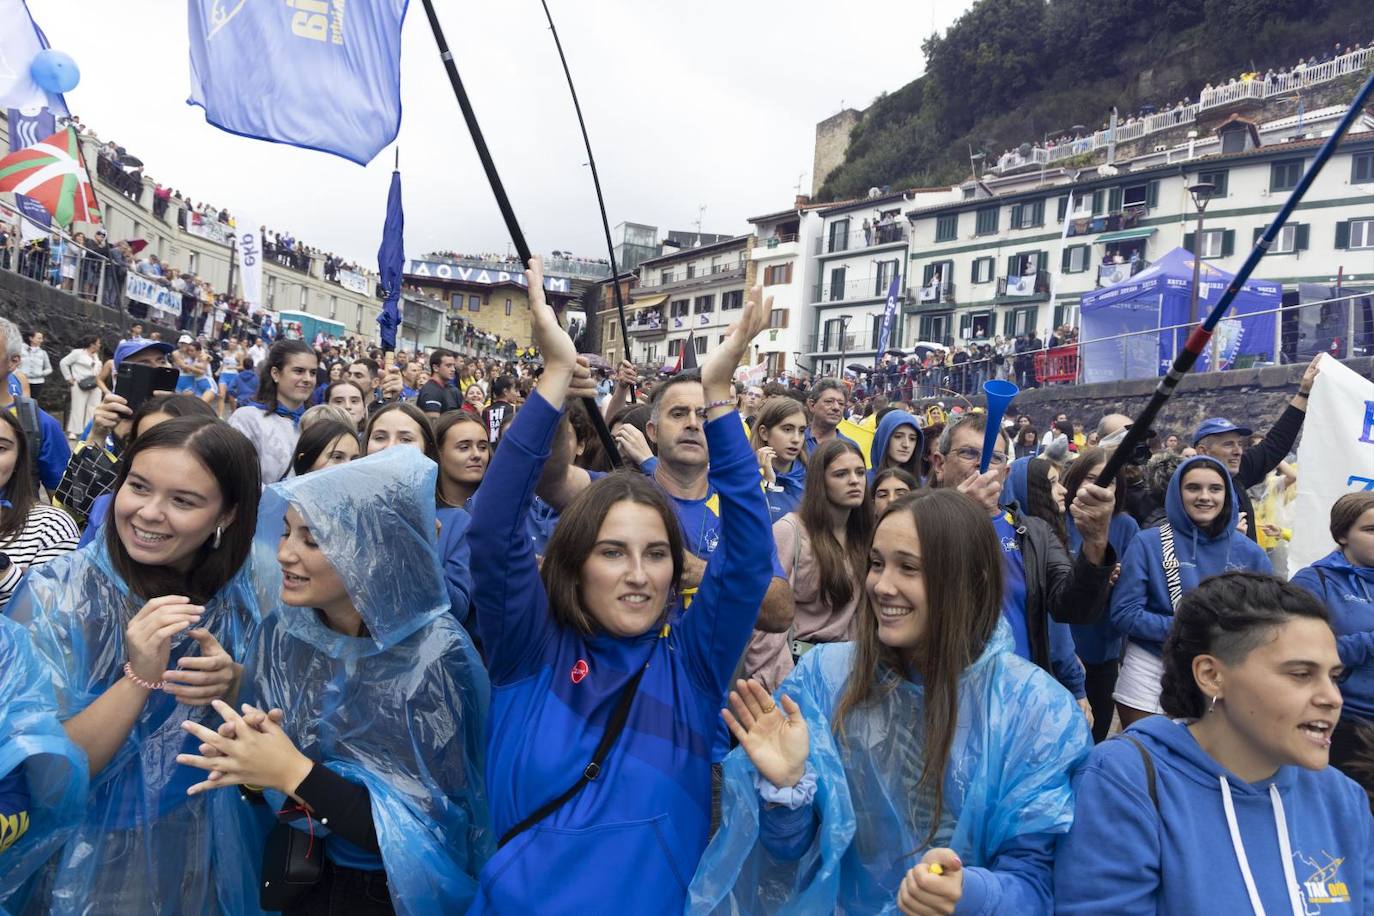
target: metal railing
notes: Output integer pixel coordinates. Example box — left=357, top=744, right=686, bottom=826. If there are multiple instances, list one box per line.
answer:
left=1079, top=292, right=1373, bottom=383
left=638, top=260, right=746, bottom=289
left=758, top=233, right=799, bottom=248
left=815, top=221, right=907, bottom=255
left=1096, top=259, right=1150, bottom=287
left=814, top=274, right=903, bottom=304
left=995, top=46, right=1374, bottom=173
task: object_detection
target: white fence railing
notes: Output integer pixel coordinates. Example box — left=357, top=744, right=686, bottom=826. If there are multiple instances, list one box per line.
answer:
left=996, top=46, right=1374, bottom=174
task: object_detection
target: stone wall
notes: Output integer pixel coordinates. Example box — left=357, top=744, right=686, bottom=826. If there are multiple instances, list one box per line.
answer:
left=912, top=356, right=1372, bottom=444
left=812, top=109, right=862, bottom=197
left=0, top=267, right=177, bottom=425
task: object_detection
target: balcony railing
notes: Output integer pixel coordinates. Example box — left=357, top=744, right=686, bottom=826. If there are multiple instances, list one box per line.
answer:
left=994, top=45, right=1374, bottom=174
left=627, top=313, right=667, bottom=338
left=758, top=233, right=799, bottom=248
left=996, top=270, right=1051, bottom=300
left=814, top=274, right=902, bottom=304
left=815, top=221, right=907, bottom=255
left=807, top=330, right=882, bottom=354
left=1096, top=259, right=1150, bottom=288
left=639, top=260, right=746, bottom=289
left=914, top=279, right=956, bottom=306
left=1067, top=206, right=1147, bottom=238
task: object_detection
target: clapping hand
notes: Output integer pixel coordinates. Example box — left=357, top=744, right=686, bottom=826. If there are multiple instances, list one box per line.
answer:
left=178, top=700, right=312, bottom=798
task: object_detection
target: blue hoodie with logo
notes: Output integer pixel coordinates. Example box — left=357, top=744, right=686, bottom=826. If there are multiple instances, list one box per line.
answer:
left=1055, top=715, right=1372, bottom=914
left=867, top=409, right=923, bottom=484
left=467, top=391, right=774, bottom=914
left=764, top=458, right=807, bottom=523
left=1109, top=455, right=1271, bottom=656
left=1293, top=549, right=1374, bottom=721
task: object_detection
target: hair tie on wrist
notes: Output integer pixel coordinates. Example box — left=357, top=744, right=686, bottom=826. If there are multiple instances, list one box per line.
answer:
left=123, top=661, right=165, bottom=691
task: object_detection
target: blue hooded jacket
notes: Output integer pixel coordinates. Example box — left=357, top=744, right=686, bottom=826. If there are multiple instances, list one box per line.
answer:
left=867, top=409, right=923, bottom=484
left=467, top=391, right=773, bottom=914
left=1109, top=455, right=1271, bottom=656
left=1055, top=716, right=1372, bottom=914
left=1293, top=549, right=1374, bottom=721
left=1005, top=457, right=1085, bottom=699
left=1067, top=512, right=1140, bottom=664
left=245, top=448, right=492, bottom=912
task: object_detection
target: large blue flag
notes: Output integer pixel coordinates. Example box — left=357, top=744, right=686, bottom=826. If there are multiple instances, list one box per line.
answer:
left=0, top=0, right=71, bottom=117
left=377, top=168, right=404, bottom=349
left=186, top=0, right=407, bottom=165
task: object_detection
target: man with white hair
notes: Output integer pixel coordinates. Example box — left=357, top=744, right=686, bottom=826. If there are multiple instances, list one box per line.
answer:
left=0, top=317, right=70, bottom=491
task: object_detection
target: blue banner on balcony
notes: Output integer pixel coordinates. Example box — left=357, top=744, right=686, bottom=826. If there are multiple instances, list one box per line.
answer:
left=875, top=274, right=899, bottom=364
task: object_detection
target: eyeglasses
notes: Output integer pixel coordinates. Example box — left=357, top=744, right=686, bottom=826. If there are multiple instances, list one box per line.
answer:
left=950, top=445, right=1007, bottom=467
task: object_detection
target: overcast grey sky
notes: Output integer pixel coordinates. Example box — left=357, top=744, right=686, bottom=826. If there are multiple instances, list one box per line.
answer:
left=39, top=0, right=973, bottom=268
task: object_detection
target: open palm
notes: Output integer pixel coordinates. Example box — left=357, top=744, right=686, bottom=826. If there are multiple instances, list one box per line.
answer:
left=722, top=678, right=809, bottom=789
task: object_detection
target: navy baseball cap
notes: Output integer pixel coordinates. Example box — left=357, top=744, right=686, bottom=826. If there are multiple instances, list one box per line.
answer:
left=1193, top=417, right=1252, bottom=445
left=113, top=339, right=174, bottom=369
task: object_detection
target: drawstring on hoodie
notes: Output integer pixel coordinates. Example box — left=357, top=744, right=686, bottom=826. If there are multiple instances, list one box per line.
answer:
left=1218, top=776, right=1305, bottom=916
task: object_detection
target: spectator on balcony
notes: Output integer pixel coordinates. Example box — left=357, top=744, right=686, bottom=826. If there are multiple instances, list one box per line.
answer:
left=861, top=218, right=872, bottom=246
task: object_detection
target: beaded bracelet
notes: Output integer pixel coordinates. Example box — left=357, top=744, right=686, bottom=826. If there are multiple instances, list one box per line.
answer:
left=123, top=661, right=165, bottom=691
left=705, top=398, right=735, bottom=412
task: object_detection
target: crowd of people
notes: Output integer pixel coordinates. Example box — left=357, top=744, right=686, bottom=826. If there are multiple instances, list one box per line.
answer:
left=0, top=255, right=1369, bottom=915
left=852, top=326, right=1081, bottom=400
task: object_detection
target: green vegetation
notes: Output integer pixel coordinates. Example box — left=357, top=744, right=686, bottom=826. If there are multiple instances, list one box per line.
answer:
left=818, top=0, right=1369, bottom=200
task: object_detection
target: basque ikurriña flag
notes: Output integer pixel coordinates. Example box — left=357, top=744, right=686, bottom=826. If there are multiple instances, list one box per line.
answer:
left=376, top=168, right=404, bottom=350
left=0, top=126, right=100, bottom=227
left=186, top=0, right=408, bottom=165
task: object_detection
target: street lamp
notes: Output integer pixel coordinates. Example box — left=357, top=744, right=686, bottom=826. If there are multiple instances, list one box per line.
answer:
left=837, top=314, right=854, bottom=380
left=1187, top=181, right=1217, bottom=367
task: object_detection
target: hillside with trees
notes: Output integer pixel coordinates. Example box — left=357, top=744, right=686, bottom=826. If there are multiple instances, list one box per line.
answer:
left=818, top=0, right=1371, bottom=199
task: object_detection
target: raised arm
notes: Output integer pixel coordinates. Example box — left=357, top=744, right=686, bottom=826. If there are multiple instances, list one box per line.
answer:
left=678, top=287, right=775, bottom=691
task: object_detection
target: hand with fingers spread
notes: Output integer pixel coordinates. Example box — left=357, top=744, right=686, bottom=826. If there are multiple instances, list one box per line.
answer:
left=897, top=848, right=964, bottom=915
left=161, top=629, right=240, bottom=706
left=177, top=700, right=313, bottom=798
left=721, top=678, right=809, bottom=789
left=124, top=595, right=204, bottom=686
left=701, top=286, right=770, bottom=415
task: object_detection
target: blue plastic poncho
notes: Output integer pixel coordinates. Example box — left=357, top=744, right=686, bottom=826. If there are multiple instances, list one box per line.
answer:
left=689, top=621, right=1091, bottom=914
left=0, top=616, right=89, bottom=914
left=3, top=538, right=263, bottom=915
left=245, top=447, right=492, bottom=913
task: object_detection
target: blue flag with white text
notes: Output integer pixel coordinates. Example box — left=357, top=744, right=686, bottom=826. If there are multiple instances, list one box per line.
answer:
left=377, top=169, right=404, bottom=349
left=875, top=273, right=899, bottom=365
left=186, top=0, right=407, bottom=165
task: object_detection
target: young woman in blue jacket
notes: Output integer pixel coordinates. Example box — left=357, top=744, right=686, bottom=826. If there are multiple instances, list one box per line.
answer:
left=1110, top=455, right=1271, bottom=727
left=466, top=258, right=775, bottom=914
left=1292, top=492, right=1374, bottom=776
left=749, top=396, right=808, bottom=523
left=1056, top=572, right=1370, bottom=914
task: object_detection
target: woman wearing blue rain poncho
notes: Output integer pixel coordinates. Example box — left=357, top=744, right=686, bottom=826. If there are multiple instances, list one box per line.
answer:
left=0, top=615, right=89, bottom=913
left=4, top=415, right=264, bottom=915
left=691, top=488, right=1092, bottom=915
left=175, top=445, right=492, bottom=914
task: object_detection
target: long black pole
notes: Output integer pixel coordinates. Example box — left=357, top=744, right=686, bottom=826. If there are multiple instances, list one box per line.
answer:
left=537, top=0, right=630, bottom=347
left=1097, top=69, right=1374, bottom=489
left=419, top=0, right=620, bottom=467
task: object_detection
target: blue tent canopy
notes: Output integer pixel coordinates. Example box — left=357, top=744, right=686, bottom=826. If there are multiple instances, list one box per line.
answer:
left=1079, top=247, right=1280, bottom=383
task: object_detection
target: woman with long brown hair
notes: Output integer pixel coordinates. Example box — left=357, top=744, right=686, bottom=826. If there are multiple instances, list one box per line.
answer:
left=742, top=437, right=870, bottom=691
left=692, top=489, right=1091, bottom=914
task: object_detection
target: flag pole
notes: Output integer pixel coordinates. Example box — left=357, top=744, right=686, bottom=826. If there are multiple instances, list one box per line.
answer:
left=537, top=0, right=631, bottom=347
left=1097, top=70, right=1374, bottom=489
left=418, top=0, right=620, bottom=466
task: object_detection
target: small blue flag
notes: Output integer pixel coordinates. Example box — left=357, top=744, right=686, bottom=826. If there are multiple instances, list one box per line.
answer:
left=6, top=106, right=55, bottom=153
left=186, top=0, right=407, bottom=166
left=377, top=168, right=404, bottom=350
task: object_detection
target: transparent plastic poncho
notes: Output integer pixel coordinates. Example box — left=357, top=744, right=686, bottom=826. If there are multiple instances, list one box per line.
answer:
left=688, top=622, right=1091, bottom=914
left=244, top=447, right=492, bottom=914
left=0, top=615, right=89, bottom=914
left=3, top=537, right=264, bottom=915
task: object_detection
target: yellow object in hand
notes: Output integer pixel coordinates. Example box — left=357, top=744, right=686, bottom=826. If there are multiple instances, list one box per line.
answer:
left=929, top=863, right=944, bottom=876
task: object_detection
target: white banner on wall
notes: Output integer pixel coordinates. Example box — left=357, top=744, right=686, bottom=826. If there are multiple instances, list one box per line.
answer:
left=1289, top=354, right=1374, bottom=574
left=125, top=272, right=182, bottom=325
left=236, top=220, right=263, bottom=312
left=184, top=211, right=234, bottom=246
left=337, top=269, right=369, bottom=295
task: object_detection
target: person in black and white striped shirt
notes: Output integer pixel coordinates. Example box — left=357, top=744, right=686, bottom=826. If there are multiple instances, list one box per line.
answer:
left=0, top=409, right=78, bottom=612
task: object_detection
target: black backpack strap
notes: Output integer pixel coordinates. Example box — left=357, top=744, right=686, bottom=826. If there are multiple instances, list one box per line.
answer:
left=497, top=664, right=648, bottom=849
left=1116, top=734, right=1159, bottom=812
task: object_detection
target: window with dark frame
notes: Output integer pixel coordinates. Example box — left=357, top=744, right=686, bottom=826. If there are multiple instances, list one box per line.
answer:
left=1270, top=159, right=1304, bottom=192
left=935, top=213, right=958, bottom=242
